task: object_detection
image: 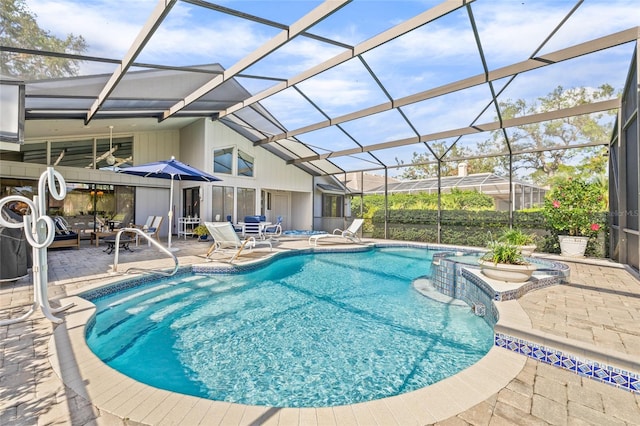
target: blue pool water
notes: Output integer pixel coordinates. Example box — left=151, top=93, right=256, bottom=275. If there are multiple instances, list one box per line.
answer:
left=282, top=229, right=327, bottom=236
left=85, top=247, right=493, bottom=408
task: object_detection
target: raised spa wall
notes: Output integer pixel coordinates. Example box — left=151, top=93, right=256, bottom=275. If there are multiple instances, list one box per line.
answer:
left=429, top=249, right=570, bottom=327
left=429, top=249, right=638, bottom=395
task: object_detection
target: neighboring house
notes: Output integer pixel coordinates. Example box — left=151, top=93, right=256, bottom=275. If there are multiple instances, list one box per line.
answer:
left=365, top=165, right=548, bottom=211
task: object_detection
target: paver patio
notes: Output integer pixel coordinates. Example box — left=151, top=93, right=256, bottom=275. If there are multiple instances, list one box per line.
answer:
left=1, top=237, right=639, bottom=425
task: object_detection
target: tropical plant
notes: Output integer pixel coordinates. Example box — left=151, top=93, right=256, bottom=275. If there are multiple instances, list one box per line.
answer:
left=481, top=241, right=529, bottom=265
left=498, top=228, right=535, bottom=246
left=543, top=178, right=606, bottom=237
left=192, top=224, right=209, bottom=237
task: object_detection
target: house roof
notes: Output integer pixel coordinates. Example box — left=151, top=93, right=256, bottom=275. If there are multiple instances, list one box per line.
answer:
left=2, top=1, right=636, bottom=177
left=366, top=173, right=546, bottom=195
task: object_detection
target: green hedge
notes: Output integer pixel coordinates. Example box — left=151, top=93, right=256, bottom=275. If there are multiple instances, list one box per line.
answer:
left=368, top=209, right=608, bottom=257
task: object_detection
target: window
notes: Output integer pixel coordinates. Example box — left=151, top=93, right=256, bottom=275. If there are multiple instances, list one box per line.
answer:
left=237, top=150, right=254, bottom=177
left=237, top=187, right=256, bottom=219
left=0, top=137, right=133, bottom=169
left=212, top=186, right=234, bottom=221
left=213, top=147, right=255, bottom=177
left=214, top=147, right=233, bottom=174
left=322, top=194, right=344, bottom=217
left=51, top=139, right=93, bottom=168
left=46, top=183, right=134, bottom=223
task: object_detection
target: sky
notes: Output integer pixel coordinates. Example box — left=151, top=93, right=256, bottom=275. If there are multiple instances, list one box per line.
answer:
left=21, top=0, right=640, bottom=176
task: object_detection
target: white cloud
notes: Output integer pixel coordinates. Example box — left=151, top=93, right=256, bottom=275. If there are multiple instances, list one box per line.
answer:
left=28, top=0, right=155, bottom=58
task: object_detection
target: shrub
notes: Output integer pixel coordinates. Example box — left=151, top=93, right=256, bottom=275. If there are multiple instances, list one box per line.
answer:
left=543, top=178, right=605, bottom=237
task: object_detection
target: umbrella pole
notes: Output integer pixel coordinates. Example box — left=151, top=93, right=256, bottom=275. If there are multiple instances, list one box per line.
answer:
left=168, top=175, right=175, bottom=251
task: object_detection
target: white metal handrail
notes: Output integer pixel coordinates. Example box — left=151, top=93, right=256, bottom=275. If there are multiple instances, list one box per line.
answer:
left=112, top=228, right=178, bottom=276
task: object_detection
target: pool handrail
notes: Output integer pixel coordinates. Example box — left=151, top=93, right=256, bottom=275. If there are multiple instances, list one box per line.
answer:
left=112, top=228, right=178, bottom=276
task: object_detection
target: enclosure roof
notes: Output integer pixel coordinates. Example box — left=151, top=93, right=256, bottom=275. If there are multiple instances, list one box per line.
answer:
left=3, top=0, right=637, bottom=177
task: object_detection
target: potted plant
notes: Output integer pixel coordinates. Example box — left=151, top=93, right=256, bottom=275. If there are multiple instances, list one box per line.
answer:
left=543, top=178, right=605, bottom=257
left=192, top=224, right=210, bottom=241
left=478, top=241, right=537, bottom=283
left=498, top=228, right=537, bottom=256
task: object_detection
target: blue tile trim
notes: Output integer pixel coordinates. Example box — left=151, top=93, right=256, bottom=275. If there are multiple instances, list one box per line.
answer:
left=80, top=266, right=193, bottom=301
left=495, top=332, right=639, bottom=394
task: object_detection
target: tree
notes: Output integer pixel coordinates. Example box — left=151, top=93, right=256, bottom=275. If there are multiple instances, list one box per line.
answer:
left=397, top=86, right=615, bottom=184
left=496, top=85, right=615, bottom=185
left=0, top=0, right=87, bottom=78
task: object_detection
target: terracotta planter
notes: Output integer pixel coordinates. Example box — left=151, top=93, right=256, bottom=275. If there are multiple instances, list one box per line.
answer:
left=558, top=235, right=588, bottom=258
left=478, top=259, right=537, bottom=283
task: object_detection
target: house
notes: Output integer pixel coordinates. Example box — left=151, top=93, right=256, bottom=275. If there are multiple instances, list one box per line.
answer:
left=0, top=66, right=347, bottom=236
left=365, top=165, right=548, bottom=211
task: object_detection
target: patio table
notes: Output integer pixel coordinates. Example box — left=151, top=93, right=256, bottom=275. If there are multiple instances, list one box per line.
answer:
left=103, top=235, right=135, bottom=255
left=90, top=231, right=116, bottom=247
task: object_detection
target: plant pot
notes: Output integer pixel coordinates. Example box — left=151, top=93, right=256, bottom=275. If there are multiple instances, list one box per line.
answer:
left=478, top=259, right=537, bottom=283
left=518, top=244, right=537, bottom=256
left=198, top=235, right=209, bottom=242
left=558, top=235, right=588, bottom=258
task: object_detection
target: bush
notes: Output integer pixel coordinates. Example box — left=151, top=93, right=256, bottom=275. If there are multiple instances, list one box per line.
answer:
left=543, top=178, right=606, bottom=237
left=368, top=208, right=609, bottom=257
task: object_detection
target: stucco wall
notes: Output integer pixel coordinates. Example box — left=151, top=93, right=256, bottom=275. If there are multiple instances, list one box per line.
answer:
left=176, top=119, right=314, bottom=225
left=2, top=120, right=313, bottom=234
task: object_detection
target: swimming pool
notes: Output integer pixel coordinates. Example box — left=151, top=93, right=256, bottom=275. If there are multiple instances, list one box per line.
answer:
left=85, top=247, right=494, bottom=408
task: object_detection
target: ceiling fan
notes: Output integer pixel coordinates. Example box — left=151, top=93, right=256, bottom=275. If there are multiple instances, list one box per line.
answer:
left=106, top=125, right=116, bottom=166
left=86, top=125, right=131, bottom=168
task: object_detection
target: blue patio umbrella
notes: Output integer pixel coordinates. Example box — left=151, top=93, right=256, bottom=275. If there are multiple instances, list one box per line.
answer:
left=118, top=156, right=221, bottom=249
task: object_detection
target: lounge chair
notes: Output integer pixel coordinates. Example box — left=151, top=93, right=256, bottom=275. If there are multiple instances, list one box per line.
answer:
left=205, top=221, right=271, bottom=262
left=308, top=218, right=364, bottom=246
left=49, top=216, right=81, bottom=249
left=137, top=215, right=155, bottom=231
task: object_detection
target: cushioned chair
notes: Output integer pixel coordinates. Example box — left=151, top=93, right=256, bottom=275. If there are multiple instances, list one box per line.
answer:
left=205, top=221, right=271, bottom=262
left=308, top=218, right=364, bottom=246
left=243, top=215, right=263, bottom=239
left=50, top=216, right=81, bottom=249
left=263, top=216, right=283, bottom=240
left=226, top=215, right=242, bottom=233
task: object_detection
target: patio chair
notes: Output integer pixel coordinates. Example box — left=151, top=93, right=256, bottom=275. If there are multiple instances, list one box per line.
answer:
left=243, top=215, right=263, bottom=239
left=205, top=221, right=271, bottom=262
left=143, top=216, right=163, bottom=245
left=308, top=218, right=364, bottom=246
left=263, top=216, right=283, bottom=240
left=226, top=215, right=242, bottom=233
left=136, top=215, right=155, bottom=231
